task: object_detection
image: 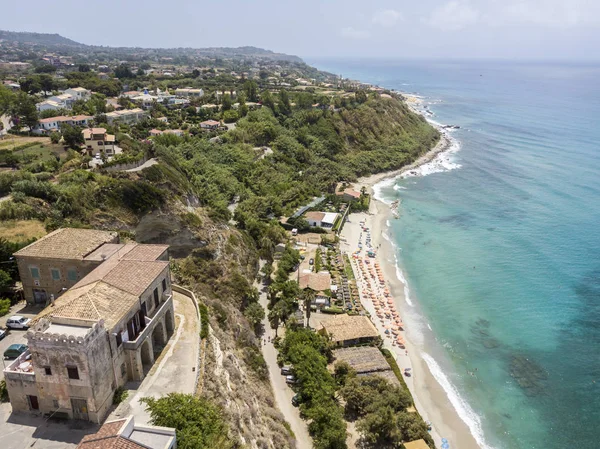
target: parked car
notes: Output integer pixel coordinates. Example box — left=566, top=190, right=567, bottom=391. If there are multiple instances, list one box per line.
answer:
left=4, top=343, right=28, bottom=359
left=285, top=375, right=297, bottom=385
left=6, top=316, right=31, bottom=330
left=0, top=328, right=7, bottom=340
left=309, top=258, right=314, bottom=265
left=292, top=394, right=300, bottom=407
left=280, top=365, right=292, bottom=375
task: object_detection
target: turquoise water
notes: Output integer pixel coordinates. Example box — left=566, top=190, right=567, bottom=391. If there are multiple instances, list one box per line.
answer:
left=309, top=59, right=600, bottom=449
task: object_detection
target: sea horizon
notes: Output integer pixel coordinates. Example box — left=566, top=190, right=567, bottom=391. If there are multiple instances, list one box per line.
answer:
left=309, top=58, right=600, bottom=449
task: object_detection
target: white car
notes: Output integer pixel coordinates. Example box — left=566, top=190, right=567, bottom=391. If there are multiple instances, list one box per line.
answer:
left=6, top=316, right=31, bottom=330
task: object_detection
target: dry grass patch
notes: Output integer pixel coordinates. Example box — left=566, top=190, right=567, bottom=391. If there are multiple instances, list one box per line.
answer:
left=0, top=220, right=46, bottom=242
left=0, top=136, right=49, bottom=151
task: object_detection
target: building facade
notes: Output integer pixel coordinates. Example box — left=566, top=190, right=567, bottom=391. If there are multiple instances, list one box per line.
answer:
left=82, top=128, right=116, bottom=156
left=5, top=230, right=175, bottom=423
left=14, top=228, right=119, bottom=305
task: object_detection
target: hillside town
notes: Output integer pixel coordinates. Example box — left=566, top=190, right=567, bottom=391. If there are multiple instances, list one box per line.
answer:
left=0, top=30, right=440, bottom=449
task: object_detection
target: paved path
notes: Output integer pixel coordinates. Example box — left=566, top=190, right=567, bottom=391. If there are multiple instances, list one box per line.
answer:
left=125, top=158, right=158, bottom=172
left=109, top=291, right=200, bottom=424
left=256, top=270, right=312, bottom=449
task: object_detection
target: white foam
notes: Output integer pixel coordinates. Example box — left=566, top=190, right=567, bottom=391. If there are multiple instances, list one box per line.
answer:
left=422, top=353, right=496, bottom=449
left=393, top=254, right=414, bottom=307
left=372, top=176, right=397, bottom=204
left=400, top=135, right=462, bottom=179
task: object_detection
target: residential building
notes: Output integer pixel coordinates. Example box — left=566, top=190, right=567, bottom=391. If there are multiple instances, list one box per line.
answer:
left=36, top=100, right=64, bottom=112
left=33, top=115, right=93, bottom=134
left=336, top=187, right=362, bottom=202
left=14, top=228, right=119, bottom=304
left=200, top=119, right=220, bottom=130
left=318, top=315, right=379, bottom=347
left=47, top=93, right=75, bottom=108
left=174, top=87, right=204, bottom=98
left=82, top=128, right=116, bottom=156
left=105, top=108, right=147, bottom=125
left=77, top=416, right=177, bottom=449
left=304, top=211, right=340, bottom=229
left=5, top=230, right=175, bottom=423
left=65, top=87, right=91, bottom=102
left=149, top=129, right=184, bottom=137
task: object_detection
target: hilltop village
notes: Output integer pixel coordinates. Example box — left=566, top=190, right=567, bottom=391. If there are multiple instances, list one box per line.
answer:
left=0, top=31, right=440, bottom=449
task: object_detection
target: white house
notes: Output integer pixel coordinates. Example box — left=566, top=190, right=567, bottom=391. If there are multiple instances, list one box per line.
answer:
left=33, top=115, right=93, bottom=134
left=200, top=120, right=220, bottom=130
left=64, top=87, right=91, bottom=102
left=105, top=108, right=147, bottom=125
left=47, top=93, right=74, bottom=109
left=174, top=88, right=204, bottom=98
left=36, top=100, right=64, bottom=112
left=304, top=211, right=340, bottom=229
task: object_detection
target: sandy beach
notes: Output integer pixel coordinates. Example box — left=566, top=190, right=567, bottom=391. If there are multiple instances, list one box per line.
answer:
left=339, top=136, right=481, bottom=449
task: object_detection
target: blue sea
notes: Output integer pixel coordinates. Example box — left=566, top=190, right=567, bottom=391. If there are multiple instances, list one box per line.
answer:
left=308, top=59, right=600, bottom=449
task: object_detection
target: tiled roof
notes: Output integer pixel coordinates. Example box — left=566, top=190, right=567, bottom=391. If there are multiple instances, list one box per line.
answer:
left=78, top=436, right=146, bottom=449
left=14, top=228, right=117, bottom=259
left=80, top=420, right=124, bottom=442
left=304, top=211, right=325, bottom=222
left=33, top=281, right=139, bottom=330
left=102, top=260, right=168, bottom=296
left=121, top=245, right=168, bottom=261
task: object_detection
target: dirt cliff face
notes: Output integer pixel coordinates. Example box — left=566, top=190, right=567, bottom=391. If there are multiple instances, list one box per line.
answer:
left=129, top=203, right=295, bottom=448
left=135, top=210, right=208, bottom=259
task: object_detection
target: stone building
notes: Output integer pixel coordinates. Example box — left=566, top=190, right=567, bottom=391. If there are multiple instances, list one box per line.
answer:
left=5, top=230, right=175, bottom=423
left=14, top=228, right=119, bottom=305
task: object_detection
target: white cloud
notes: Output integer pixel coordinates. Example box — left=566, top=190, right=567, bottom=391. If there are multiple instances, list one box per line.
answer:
left=340, top=27, right=371, bottom=39
left=503, top=1, right=582, bottom=28
left=425, top=1, right=479, bottom=31
left=372, top=9, right=403, bottom=28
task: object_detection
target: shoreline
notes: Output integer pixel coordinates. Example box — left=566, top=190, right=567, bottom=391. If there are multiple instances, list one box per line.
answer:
left=355, top=132, right=453, bottom=194
left=340, top=201, right=481, bottom=449
left=339, top=116, right=484, bottom=448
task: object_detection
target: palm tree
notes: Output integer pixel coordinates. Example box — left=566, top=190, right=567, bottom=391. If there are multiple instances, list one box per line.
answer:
left=302, top=288, right=316, bottom=328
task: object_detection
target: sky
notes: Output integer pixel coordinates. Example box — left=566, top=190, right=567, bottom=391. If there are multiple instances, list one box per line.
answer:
left=1, top=0, right=599, bottom=61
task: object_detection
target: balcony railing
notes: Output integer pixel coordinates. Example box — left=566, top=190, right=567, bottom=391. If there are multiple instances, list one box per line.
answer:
left=123, top=294, right=172, bottom=350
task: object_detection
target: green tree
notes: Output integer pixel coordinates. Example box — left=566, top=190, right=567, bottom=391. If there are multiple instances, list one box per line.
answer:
left=355, top=90, right=368, bottom=104
left=302, top=288, right=315, bottom=327
left=60, top=124, right=84, bottom=149
left=237, top=94, right=249, bottom=118
left=221, top=93, right=232, bottom=111
left=141, top=393, right=233, bottom=449
left=278, top=89, right=292, bottom=116
left=38, top=74, right=55, bottom=96
left=244, top=302, right=265, bottom=330
left=0, top=85, right=16, bottom=115
left=20, top=76, right=42, bottom=95
left=261, top=90, right=276, bottom=112
left=35, top=65, right=57, bottom=73
left=115, top=63, right=134, bottom=79
left=78, top=64, right=91, bottom=72
left=15, top=93, right=38, bottom=129
left=243, top=80, right=258, bottom=102
left=50, top=132, right=61, bottom=144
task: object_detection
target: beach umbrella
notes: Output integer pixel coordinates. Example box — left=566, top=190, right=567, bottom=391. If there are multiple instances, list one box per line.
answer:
left=442, top=444, right=450, bottom=449
left=441, top=438, right=448, bottom=444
